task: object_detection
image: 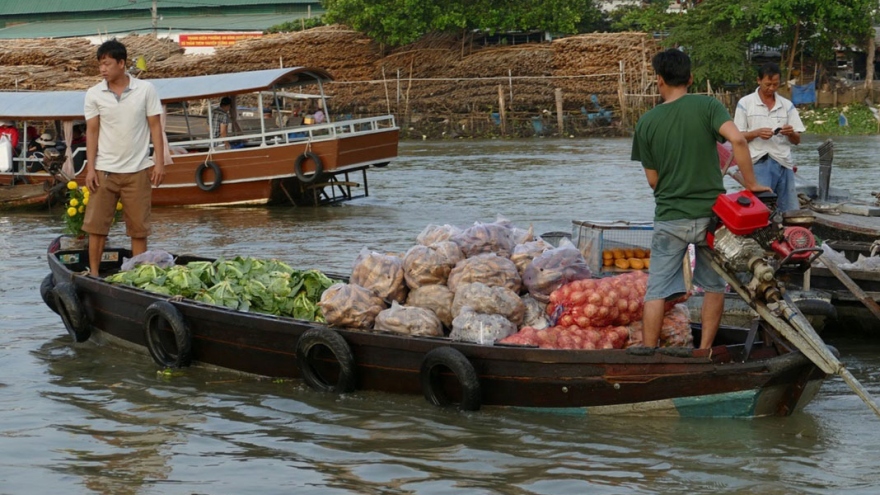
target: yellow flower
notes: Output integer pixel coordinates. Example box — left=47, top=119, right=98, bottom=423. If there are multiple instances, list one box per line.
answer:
left=83, top=197, right=89, bottom=206
left=69, top=198, right=79, bottom=207
left=67, top=207, right=77, bottom=217
left=67, top=181, right=78, bottom=190
left=78, top=206, right=84, bottom=213
left=82, top=187, right=89, bottom=196
left=116, top=202, right=123, bottom=211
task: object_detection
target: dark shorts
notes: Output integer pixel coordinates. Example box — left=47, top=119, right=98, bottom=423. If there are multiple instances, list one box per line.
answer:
left=83, top=168, right=152, bottom=238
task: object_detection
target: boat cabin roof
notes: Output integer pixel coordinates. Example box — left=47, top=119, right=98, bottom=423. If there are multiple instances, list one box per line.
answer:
left=0, top=67, right=332, bottom=120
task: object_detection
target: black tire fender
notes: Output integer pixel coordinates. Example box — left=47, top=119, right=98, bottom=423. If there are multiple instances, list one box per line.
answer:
left=794, top=298, right=838, bottom=321
left=52, top=282, right=91, bottom=343
left=420, top=346, right=481, bottom=411
left=294, top=152, right=323, bottom=183
left=41, top=273, right=59, bottom=315
left=144, top=300, right=192, bottom=368
left=295, top=328, right=356, bottom=393
left=195, top=161, right=222, bottom=191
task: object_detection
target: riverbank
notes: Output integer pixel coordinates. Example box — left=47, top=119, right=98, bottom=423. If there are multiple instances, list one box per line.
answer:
left=398, top=102, right=880, bottom=140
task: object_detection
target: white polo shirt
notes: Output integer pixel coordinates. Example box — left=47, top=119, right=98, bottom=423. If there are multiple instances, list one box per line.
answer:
left=84, top=74, right=163, bottom=173
left=733, top=88, right=805, bottom=169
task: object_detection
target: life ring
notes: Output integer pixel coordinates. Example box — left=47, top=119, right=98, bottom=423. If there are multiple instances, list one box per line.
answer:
left=52, top=282, right=91, bottom=343
left=195, top=161, right=222, bottom=191
left=420, top=346, right=481, bottom=411
left=41, top=273, right=59, bottom=315
left=295, top=328, right=356, bottom=393
left=294, top=152, right=323, bottom=183
left=144, top=300, right=192, bottom=368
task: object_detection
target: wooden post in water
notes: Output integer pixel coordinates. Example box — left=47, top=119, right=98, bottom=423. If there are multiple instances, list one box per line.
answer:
left=618, top=60, right=627, bottom=128
left=555, top=88, right=564, bottom=135
left=497, top=85, right=507, bottom=136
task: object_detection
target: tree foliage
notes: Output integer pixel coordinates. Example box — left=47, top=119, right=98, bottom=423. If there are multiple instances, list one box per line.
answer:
left=751, top=0, right=877, bottom=77
left=664, top=0, right=757, bottom=88
left=323, top=0, right=597, bottom=47
left=608, top=0, right=878, bottom=86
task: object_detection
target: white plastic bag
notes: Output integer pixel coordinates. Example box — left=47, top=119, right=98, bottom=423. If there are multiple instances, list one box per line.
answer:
left=0, top=135, right=11, bottom=173
left=121, top=250, right=175, bottom=271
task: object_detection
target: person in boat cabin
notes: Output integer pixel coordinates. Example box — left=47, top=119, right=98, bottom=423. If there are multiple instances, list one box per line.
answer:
left=631, top=48, right=770, bottom=350
left=313, top=106, right=326, bottom=124
left=212, top=96, right=232, bottom=145
left=82, top=38, right=165, bottom=277
left=25, top=133, right=56, bottom=172
left=734, top=63, right=806, bottom=213
left=70, top=123, right=87, bottom=171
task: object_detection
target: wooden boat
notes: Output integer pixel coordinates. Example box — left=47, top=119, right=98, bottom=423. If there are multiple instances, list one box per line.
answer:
left=685, top=291, right=836, bottom=333
left=0, top=67, right=399, bottom=208
left=795, top=139, right=880, bottom=244
left=42, top=236, right=831, bottom=418
left=782, top=240, right=880, bottom=333
left=0, top=181, right=66, bottom=210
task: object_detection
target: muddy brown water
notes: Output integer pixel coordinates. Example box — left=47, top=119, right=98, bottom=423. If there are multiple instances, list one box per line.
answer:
left=1, top=135, right=879, bottom=494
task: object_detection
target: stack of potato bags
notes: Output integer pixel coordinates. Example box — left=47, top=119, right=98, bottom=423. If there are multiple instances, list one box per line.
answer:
left=318, top=216, right=691, bottom=349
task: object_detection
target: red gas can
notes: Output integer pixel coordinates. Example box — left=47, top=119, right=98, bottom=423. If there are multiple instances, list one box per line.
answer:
left=712, top=190, right=770, bottom=235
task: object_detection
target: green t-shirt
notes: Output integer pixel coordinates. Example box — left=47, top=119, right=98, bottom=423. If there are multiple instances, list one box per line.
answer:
left=631, top=95, right=729, bottom=221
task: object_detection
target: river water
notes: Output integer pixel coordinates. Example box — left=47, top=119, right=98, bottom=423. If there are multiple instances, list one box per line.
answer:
left=2, top=135, right=879, bottom=494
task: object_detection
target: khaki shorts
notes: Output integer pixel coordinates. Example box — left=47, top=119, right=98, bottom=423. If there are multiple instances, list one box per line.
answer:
left=83, top=168, right=152, bottom=238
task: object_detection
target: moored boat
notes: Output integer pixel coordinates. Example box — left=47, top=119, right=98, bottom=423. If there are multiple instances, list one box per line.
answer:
left=43, top=236, right=830, bottom=418
left=0, top=67, right=399, bottom=208
left=795, top=139, right=880, bottom=244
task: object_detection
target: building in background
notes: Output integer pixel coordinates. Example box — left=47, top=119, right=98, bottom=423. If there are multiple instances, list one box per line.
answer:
left=0, top=0, right=323, bottom=53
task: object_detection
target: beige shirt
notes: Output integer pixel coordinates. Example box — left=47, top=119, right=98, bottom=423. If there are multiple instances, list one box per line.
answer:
left=84, top=74, right=163, bottom=173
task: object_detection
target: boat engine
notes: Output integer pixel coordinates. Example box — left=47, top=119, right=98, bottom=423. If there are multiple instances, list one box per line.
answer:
left=707, top=190, right=819, bottom=303
left=705, top=191, right=880, bottom=419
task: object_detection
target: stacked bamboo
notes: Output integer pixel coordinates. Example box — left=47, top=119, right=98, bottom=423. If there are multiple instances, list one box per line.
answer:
left=0, top=28, right=660, bottom=118
left=150, top=25, right=380, bottom=80
left=551, top=33, right=657, bottom=108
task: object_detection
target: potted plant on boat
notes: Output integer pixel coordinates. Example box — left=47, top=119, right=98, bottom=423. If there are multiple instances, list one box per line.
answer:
left=60, top=181, right=122, bottom=250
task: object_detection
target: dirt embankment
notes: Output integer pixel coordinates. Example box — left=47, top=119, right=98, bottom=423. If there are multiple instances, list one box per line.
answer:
left=0, top=26, right=659, bottom=137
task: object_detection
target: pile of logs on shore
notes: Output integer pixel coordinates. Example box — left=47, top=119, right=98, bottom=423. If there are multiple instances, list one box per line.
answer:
left=0, top=27, right=659, bottom=118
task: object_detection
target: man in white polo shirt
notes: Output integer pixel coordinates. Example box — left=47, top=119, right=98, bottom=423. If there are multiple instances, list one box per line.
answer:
left=734, top=62, right=806, bottom=212
left=82, top=39, right=165, bottom=276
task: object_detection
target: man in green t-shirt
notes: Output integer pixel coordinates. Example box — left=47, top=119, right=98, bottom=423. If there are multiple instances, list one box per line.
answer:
left=631, top=49, right=769, bottom=350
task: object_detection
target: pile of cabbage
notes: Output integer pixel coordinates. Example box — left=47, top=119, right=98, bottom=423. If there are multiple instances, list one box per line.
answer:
left=105, top=256, right=340, bottom=322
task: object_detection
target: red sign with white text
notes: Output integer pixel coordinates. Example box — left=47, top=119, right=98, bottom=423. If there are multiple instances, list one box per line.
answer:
left=178, top=33, right=262, bottom=48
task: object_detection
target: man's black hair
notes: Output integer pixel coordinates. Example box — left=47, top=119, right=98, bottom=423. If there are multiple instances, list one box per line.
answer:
left=651, top=48, right=691, bottom=87
left=220, top=96, right=232, bottom=106
left=758, top=62, right=781, bottom=79
left=96, top=39, right=127, bottom=62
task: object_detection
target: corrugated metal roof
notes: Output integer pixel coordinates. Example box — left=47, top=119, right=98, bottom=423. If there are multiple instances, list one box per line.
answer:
left=0, top=12, right=323, bottom=38
left=0, top=91, right=85, bottom=120
left=0, top=67, right=333, bottom=120
left=0, top=0, right=317, bottom=16
left=152, top=67, right=333, bottom=103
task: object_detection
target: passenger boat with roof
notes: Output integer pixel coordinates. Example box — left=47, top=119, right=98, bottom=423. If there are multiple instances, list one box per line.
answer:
left=0, top=67, right=398, bottom=208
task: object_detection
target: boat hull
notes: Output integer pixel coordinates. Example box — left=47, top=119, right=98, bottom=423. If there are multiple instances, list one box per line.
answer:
left=46, top=240, right=828, bottom=417
left=0, top=181, right=65, bottom=210
left=157, top=128, right=398, bottom=207
left=0, top=127, right=398, bottom=208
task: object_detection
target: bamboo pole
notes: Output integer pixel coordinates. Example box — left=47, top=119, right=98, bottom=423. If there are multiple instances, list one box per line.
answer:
left=403, top=57, right=414, bottom=131
left=381, top=66, right=391, bottom=116
left=508, top=69, right=513, bottom=106
left=618, top=60, right=627, bottom=128
left=555, top=88, right=564, bottom=135
left=498, top=85, right=507, bottom=136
